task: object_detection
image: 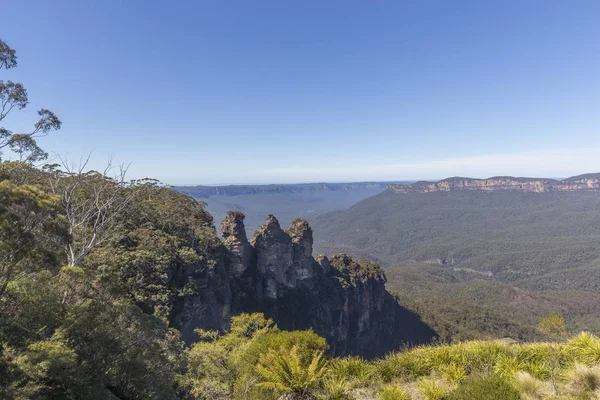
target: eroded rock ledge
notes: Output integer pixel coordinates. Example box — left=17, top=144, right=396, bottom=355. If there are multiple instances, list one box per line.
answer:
left=390, top=173, right=600, bottom=193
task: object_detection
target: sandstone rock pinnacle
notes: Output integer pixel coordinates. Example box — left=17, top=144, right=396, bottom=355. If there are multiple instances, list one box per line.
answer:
left=221, top=211, right=253, bottom=277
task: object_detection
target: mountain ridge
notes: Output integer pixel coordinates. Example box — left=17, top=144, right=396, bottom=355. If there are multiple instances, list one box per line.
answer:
left=173, top=181, right=411, bottom=235
left=175, top=181, right=406, bottom=198
left=390, top=173, right=600, bottom=193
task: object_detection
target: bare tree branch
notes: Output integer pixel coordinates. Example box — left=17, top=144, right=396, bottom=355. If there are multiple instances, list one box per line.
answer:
left=52, top=155, right=140, bottom=266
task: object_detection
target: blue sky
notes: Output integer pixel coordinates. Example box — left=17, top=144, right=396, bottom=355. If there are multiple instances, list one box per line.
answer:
left=2, top=1, right=600, bottom=184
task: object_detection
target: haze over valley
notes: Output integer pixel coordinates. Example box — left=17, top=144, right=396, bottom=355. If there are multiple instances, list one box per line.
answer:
left=174, top=181, right=406, bottom=233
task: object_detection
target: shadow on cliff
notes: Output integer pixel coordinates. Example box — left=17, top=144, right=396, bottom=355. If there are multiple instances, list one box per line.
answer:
left=246, top=272, right=438, bottom=359
left=218, top=212, right=438, bottom=359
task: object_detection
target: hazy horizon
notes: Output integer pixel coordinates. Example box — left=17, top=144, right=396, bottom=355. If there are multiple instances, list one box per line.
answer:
left=174, top=169, right=593, bottom=188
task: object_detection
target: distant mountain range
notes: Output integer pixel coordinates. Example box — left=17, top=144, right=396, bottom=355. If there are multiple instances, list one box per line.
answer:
left=313, top=173, right=600, bottom=276
left=175, top=181, right=402, bottom=198
left=174, top=181, right=410, bottom=233
left=389, top=173, right=600, bottom=193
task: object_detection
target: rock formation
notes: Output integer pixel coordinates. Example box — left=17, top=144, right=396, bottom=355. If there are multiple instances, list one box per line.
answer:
left=390, top=173, right=600, bottom=194
left=221, top=211, right=253, bottom=278
left=250, top=215, right=297, bottom=298
left=217, top=212, right=436, bottom=357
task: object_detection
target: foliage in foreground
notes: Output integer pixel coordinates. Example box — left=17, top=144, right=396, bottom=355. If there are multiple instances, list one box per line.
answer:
left=183, top=313, right=328, bottom=399
left=255, top=345, right=328, bottom=398
left=445, top=374, right=520, bottom=400
left=323, top=332, right=600, bottom=400
left=177, top=329, right=600, bottom=400
left=185, top=330, right=600, bottom=400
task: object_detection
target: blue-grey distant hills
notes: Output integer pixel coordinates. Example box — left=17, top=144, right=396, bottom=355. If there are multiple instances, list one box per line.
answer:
left=173, top=181, right=410, bottom=233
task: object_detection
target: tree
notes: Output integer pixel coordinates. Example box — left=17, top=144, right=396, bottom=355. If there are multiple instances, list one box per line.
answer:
left=0, top=180, right=67, bottom=298
left=78, top=181, right=223, bottom=321
left=0, top=39, right=61, bottom=163
left=1, top=264, right=182, bottom=399
left=5, top=340, right=100, bottom=399
left=538, top=312, right=567, bottom=395
left=51, top=157, right=139, bottom=266
left=538, top=312, right=566, bottom=341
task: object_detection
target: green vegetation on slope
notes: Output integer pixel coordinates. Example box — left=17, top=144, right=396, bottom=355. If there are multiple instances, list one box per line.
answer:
left=385, top=262, right=600, bottom=343
left=312, top=189, right=600, bottom=342
left=313, top=190, right=600, bottom=284
left=186, top=321, right=600, bottom=400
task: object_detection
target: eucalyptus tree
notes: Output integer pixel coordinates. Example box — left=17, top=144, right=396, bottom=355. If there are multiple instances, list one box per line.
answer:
left=0, top=39, right=61, bottom=164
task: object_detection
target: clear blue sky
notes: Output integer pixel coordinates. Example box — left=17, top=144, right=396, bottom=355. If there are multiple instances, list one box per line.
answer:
left=3, top=1, right=600, bottom=184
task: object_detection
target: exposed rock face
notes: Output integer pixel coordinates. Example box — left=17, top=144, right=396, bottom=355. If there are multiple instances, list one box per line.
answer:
left=173, top=272, right=231, bottom=344
left=390, top=173, right=600, bottom=194
left=251, top=215, right=296, bottom=298
left=221, top=211, right=253, bottom=277
left=220, top=214, right=436, bottom=357
left=316, top=254, right=331, bottom=275
left=287, top=218, right=318, bottom=281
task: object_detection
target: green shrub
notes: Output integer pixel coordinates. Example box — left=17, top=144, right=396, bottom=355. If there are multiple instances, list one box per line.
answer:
left=416, top=377, right=451, bottom=400
left=566, top=332, right=600, bottom=365
left=319, top=376, right=348, bottom=400
left=374, top=352, right=430, bottom=382
left=255, top=345, right=328, bottom=398
left=446, top=374, right=520, bottom=400
left=329, top=357, right=373, bottom=385
left=378, top=384, right=411, bottom=400
left=436, top=363, right=466, bottom=384
left=514, top=371, right=550, bottom=400
left=239, top=329, right=328, bottom=374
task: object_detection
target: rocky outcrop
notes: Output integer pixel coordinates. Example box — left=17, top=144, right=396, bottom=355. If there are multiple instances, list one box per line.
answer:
left=390, top=173, right=600, bottom=194
left=221, top=211, right=253, bottom=277
left=287, top=218, right=318, bottom=281
left=294, top=253, right=435, bottom=357
left=316, top=254, right=331, bottom=275
left=250, top=215, right=296, bottom=298
left=220, top=213, right=436, bottom=357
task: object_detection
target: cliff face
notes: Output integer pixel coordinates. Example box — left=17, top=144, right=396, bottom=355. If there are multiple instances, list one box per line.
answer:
left=210, top=212, right=436, bottom=357
left=390, top=174, right=600, bottom=194
left=221, top=211, right=253, bottom=278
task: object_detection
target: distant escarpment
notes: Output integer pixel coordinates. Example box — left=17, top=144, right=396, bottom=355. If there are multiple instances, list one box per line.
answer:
left=180, top=212, right=436, bottom=357
left=173, top=181, right=407, bottom=236
left=175, top=182, right=396, bottom=198
left=390, top=173, right=600, bottom=193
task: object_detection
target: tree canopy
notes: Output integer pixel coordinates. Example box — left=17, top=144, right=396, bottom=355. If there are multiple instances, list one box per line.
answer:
left=0, top=39, right=61, bottom=164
